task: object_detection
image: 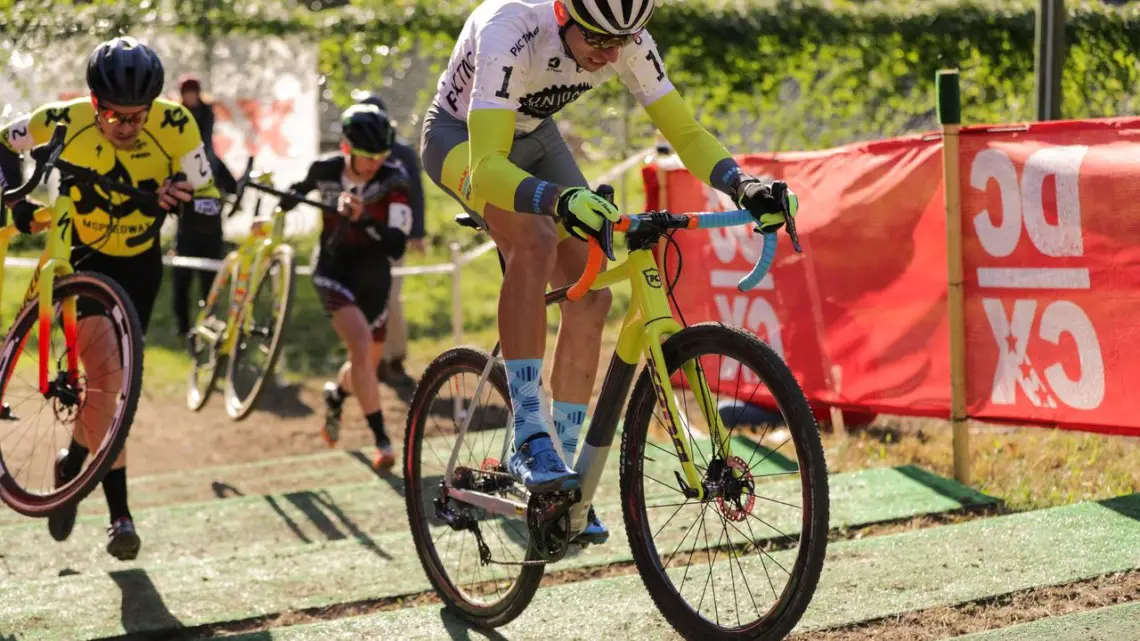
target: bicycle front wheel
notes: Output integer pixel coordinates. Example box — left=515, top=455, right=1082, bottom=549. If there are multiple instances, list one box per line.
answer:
left=224, top=247, right=295, bottom=420
left=0, top=272, right=144, bottom=516
left=187, top=250, right=237, bottom=411
left=404, top=346, right=544, bottom=628
left=620, top=323, right=829, bottom=640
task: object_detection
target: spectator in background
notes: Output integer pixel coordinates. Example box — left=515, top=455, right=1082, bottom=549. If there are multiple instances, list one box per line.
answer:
left=360, top=94, right=425, bottom=389
left=171, top=74, right=229, bottom=342
left=179, top=75, right=237, bottom=194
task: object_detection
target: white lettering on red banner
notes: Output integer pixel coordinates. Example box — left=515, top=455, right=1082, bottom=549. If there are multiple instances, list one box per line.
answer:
left=970, top=145, right=1105, bottom=411
left=702, top=186, right=783, bottom=384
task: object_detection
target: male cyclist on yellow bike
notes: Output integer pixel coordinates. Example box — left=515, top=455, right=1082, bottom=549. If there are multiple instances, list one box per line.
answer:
left=280, top=105, right=412, bottom=471
left=421, top=0, right=797, bottom=544
left=0, top=37, right=222, bottom=559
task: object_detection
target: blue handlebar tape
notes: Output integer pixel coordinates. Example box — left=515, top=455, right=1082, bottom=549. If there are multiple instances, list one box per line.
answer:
left=696, top=209, right=755, bottom=229
left=738, top=232, right=778, bottom=291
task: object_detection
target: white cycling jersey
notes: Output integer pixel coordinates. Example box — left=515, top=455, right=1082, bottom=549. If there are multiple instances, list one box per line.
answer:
left=434, top=0, right=675, bottom=133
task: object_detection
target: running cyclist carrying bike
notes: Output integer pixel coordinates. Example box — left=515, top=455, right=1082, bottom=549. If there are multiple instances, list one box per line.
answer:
left=280, top=105, right=412, bottom=471
left=0, top=37, right=222, bottom=559
left=421, top=0, right=799, bottom=544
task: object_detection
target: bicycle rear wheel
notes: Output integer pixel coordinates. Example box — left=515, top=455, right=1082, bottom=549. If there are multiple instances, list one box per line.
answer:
left=187, top=251, right=236, bottom=411
left=404, top=346, right=543, bottom=628
left=224, top=247, right=295, bottom=420
left=620, top=323, right=828, bottom=640
left=0, top=272, right=144, bottom=516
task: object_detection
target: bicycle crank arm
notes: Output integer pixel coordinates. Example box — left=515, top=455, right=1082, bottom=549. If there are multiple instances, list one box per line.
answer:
left=446, top=488, right=528, bottom=521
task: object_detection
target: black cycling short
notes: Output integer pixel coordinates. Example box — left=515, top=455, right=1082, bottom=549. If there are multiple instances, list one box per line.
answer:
left=312, top=247, right=392, bottom=342
left=73, top=249, right=162, bottom=333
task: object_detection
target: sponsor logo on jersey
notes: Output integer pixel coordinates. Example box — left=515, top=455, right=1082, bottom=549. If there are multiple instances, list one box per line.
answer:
left=518, top=83, right=592, bottom=120
left=45, top=107, right=71, bottom=126
left=458, top=167, right=473, bottom=201
left=510, top=25, right=541, bottom=57
left=161, top=107, right=189, bottom=133
left=548, top=57, right=561, bottom=70
left=445, top=50, right=477, bottom=113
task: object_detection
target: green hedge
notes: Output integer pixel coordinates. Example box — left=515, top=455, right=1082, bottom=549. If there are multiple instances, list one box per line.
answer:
left=4, top=0, right=1140, bottom=151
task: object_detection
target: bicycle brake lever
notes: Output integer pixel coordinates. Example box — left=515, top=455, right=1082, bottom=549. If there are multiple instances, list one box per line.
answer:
left=785, top=210, right=803, bottom=253
left=597, top=219, right=616, bottom=262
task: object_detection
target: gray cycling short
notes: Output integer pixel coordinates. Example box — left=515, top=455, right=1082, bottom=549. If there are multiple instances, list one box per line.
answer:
left=420, top=101, right=587, bottom=229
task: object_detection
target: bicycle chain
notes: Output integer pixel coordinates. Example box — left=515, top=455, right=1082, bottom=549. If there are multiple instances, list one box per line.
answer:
left=467, top=519, right=551, bottom=567
left=458, top=469, right=572, bottom=567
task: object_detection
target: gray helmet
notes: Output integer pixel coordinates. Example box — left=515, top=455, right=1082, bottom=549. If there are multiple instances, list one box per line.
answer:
left=86, top=37, right=165, bottom=106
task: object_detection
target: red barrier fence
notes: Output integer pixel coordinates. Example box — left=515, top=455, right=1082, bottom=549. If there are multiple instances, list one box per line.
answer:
left=643, top=116, right=1140, bottom=437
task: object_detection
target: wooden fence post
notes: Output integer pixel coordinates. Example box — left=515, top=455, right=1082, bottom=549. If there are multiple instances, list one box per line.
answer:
left=938, top=69, right=971, bottom=484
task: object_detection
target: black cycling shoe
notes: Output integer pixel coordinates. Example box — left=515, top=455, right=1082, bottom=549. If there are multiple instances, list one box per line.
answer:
left=379, top=359, right=416, bottom=389
left=106, top=517, right=141, bottom=561
left=48, top=449, right=78, bottom=542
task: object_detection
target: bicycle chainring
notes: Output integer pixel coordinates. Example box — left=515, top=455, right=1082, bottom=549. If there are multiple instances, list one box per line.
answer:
left=527, top=488, right=580, bottom=563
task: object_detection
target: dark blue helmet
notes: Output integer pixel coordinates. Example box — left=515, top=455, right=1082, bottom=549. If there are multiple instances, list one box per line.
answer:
left=86, top=37, right=165, bottom=106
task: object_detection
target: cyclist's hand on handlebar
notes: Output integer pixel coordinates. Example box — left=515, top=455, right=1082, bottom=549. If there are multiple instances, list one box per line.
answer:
left=338, top=191, right=364, bottom=221
left=557, top=185, right=619, bottom=239
left=157, top=177, right=194, bottom=211
left=735, top=176, right=799, bottom=233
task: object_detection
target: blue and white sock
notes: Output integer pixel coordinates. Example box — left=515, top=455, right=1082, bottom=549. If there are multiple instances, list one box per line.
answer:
left=506, top=358, right=546, bottom=448
left=552, top=400, right=588, bottom=464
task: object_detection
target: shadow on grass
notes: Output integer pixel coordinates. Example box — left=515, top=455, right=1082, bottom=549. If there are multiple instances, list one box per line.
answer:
left=894, top=465, right=1001, bottom=508
left=109, top=568, right=184, bottom=637
left=439, top=607, right=511, bottom=641
left=264, top=488, right=393, bottom=561
left=1100, top=493, right=1140, bottom=523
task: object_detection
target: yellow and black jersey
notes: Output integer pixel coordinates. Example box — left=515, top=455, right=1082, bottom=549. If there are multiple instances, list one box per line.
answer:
left=0, top=96, right=220, bottom=257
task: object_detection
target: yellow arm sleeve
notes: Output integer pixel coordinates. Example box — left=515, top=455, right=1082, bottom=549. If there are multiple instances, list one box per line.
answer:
left=468, top=109, right=559, bottom=215
left=644, top=90, right=744, bottom=195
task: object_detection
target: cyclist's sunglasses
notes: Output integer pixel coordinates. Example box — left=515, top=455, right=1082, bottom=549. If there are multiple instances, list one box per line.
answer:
left=579, top=27, right=638, bottom=50
left=341, top=142, right=389, bottom=161
left=91, top=97, right=150, bottom=126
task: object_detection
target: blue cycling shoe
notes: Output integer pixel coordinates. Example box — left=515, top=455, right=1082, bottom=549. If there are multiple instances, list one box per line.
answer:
left=572, top=506, right=609, bottom=545
left=508, top=435, right=579, bottom=493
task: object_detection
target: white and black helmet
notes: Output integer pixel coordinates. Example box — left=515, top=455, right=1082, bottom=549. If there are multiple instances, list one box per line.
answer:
left=566, top=0, right=656, bottom=35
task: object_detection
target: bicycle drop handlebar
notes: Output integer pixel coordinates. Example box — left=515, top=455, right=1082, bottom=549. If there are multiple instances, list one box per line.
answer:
left=228, top=156, right=337, bottom=217
left=2, top=124, right=163, bottom=211
left=567, top=182, right=803, bottom=301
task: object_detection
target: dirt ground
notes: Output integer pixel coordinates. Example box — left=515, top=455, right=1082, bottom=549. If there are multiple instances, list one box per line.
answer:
left=123, top=376, right=418, bottom=476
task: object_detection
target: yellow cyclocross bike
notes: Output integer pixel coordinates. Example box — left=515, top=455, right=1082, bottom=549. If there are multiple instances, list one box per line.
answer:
left=404, top=184, right=829, bottom=640
left=0, top=126, right=144, bottom=516
left=186, top=159, right=323, bottom=419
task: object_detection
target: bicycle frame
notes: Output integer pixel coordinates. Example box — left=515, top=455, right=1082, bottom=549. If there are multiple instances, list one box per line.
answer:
left=0, top=198, right=80, bottom=395
left=445, top=244, right=731, bottom=526
left=197, top=171, right=288, bottom=359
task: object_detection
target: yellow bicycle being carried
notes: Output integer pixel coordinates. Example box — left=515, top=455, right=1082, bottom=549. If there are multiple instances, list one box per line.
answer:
left=404, top=184, right=828, bottom=640
left=187, top=160, right=327, bottom=420
left=0, top=126, right=144, bottom=516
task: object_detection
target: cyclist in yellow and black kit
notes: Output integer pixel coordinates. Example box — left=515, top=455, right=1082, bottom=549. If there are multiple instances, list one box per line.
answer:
left=0, top=37, right=222, bottom=560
